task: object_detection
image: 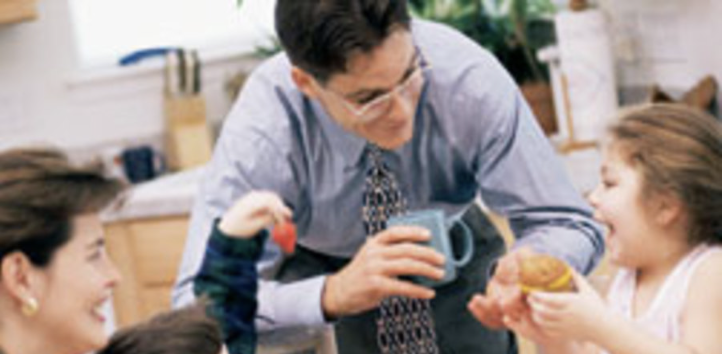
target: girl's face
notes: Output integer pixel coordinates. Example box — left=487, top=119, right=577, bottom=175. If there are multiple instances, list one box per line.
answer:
left=31, top=213, right=120, bottom=353
left=588, top=146, right=658, bottom=268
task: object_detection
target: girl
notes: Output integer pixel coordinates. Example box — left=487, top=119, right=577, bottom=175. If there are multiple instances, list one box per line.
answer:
left=506, top=103, right=722, bottom=354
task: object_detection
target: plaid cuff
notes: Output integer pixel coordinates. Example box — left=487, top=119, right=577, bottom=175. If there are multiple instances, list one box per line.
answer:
left=209, top=218, right=268, bottom=261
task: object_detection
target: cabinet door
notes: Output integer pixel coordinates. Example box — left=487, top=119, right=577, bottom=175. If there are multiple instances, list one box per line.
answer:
left=105, top=216, right=189, bottom=328
left=0, top=0, right=38, bottom=24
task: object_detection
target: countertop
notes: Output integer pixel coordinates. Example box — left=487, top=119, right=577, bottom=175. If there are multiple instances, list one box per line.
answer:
left=100, top=147, right=600, bottom=223
left=102, top=166, right=205, bottom=223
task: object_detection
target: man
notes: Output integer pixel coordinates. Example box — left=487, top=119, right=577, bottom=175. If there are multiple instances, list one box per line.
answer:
left=173, top=0, right=604, bottom=353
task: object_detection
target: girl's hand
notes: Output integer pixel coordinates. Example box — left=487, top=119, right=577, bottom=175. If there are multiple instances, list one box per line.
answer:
left=219, top=191, right=293, bottom=239
left=527, top=270, right=608, bottom=342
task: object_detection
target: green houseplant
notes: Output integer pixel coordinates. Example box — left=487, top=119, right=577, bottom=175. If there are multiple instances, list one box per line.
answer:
left=408, top=0, right=556, bottom=84
left=409, top=0, right=560, bottom=134
left=234, top=0, right=560, bottom=134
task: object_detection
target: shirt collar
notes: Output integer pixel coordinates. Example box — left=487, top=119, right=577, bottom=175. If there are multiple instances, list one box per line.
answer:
left=310, top=99, right=368, bottom=169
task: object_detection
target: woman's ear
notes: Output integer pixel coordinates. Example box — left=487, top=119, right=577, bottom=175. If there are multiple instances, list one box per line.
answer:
left=1, top=252, right=39, bottom=305
left=291, top=67, right=321, bottom=99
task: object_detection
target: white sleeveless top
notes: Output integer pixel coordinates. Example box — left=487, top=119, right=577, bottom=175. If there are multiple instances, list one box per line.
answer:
left=603, top=244, right=721, bottom=350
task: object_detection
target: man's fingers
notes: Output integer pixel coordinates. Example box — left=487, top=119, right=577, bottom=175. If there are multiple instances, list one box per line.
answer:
left=378, top=277, right=436, bottom=300
left=381, top=242, right=446, bottom=267
left=494, top=254, right=520, bottom=284
left=467, top=294, right=506, bottom=329
left=382, top=258, right=445, bottom=280
left=375, top=226, right=432, bottom=244
left=499, top=286, right=525, bottom=320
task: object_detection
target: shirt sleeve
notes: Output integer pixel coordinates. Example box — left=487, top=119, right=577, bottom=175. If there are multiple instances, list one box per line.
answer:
left=462, top=55, right=605, bottom=274
left=194, top=219, right=265, bottom=354
left=172, top=65, right=329, bottom=331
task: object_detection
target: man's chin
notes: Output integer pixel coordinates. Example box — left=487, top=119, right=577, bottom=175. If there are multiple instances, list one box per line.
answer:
left=371, top=127, right=413, bottom=150
left=374, top=136, right=410, bottom=150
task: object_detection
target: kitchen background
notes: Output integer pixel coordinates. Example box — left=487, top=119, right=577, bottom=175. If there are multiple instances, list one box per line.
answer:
left=0, top=0, right=720, bottom=353
left=0, top=0, right=720, bottom=157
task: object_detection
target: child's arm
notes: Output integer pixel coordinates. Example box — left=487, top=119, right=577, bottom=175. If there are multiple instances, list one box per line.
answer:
left=528, top=264, right=722, bottom=354
left=193, top=191, right=292, bottom=354
left=503, top=303, right=598, bottom=354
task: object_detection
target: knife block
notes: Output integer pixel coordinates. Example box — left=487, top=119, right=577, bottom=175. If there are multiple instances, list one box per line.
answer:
left=164, top=94, right=213, bottom=171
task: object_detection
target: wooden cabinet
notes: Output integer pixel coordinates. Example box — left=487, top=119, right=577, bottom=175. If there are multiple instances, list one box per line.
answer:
left=104, top=214, right=337, bottom=354
left=105, top=216, right=189, bottom=328
left=0, top=0, right=37, bottom=25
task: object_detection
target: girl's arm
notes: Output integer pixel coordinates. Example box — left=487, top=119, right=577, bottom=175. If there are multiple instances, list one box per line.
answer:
left=531, top=254, right=722, bottom=354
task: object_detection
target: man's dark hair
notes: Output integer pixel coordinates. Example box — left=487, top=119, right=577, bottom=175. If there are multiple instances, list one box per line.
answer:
left=275, top=0, right=411, bottom=83
left=0, top=148, right=124, bottom=267
left=98, top=303, right=223, bottom=354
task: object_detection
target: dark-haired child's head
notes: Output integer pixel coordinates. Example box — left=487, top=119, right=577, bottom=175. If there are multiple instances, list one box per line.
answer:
left=98, top=304, right=224, bottom=354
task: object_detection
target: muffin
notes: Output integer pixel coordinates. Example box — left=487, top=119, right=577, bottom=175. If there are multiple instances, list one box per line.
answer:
left=519, top=254, right=575, bottom=294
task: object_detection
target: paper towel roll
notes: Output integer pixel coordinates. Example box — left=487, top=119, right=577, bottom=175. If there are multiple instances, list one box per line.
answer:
left=555, top=9, right=618, bottom=142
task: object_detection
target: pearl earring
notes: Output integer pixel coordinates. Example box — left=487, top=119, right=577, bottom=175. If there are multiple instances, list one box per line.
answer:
left=21, top=297, right=39, bottom=317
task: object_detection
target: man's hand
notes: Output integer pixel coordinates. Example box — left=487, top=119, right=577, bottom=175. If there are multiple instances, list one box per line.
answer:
left=322, top=226, right=446, bottom=318
left=467, top=248, right=532, bottom=329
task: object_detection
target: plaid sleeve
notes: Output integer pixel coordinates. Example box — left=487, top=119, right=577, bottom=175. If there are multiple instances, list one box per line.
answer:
left=193, top=218, right=267, bottom=354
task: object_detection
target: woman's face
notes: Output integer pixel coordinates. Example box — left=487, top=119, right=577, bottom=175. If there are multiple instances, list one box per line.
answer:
left=31, top=213, right=120, bottom=353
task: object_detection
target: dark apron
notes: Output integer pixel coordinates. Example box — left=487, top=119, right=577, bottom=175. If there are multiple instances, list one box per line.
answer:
left=273, top=204, right=517, bottom=354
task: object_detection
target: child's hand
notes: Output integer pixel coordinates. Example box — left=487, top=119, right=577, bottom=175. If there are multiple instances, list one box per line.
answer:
left=526, top=270, right=607, bottom=342
left=504, top=312, right=581, bottom=354
left=219, top=191, right=293, bottom=239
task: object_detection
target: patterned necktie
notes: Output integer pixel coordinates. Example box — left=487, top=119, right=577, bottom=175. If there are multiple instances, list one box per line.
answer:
left=362, top=144, right=440, bottom=354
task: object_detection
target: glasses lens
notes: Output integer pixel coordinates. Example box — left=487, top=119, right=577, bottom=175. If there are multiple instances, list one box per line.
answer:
left=356, top=63, right=428, bottom=123
left=358, top=98, right=393, bottom=122
left=400, top=69, right=425, bottom=100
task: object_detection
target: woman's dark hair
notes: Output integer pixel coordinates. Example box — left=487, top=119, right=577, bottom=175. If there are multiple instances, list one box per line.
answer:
left=0, top=148, right=124, bottom=267
left=275, top=0, right=411, bottom=83
left=609, top=104, right=722, bottom=245
left=98, top=303, right=223, bottom=354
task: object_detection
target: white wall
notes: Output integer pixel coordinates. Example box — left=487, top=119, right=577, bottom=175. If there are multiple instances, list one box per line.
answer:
left=600, top=0, right=722, bottom=102
left=0, top=0, right=258, bottom=155
left=0, top=0, right=720, bottom=156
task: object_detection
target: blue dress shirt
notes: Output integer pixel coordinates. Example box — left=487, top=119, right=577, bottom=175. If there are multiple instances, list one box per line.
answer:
left=173, top=19, right=604, bottom=331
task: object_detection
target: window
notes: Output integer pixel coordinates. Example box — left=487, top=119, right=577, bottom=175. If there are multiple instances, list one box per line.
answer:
left=69, top=0, right=277, bottom=68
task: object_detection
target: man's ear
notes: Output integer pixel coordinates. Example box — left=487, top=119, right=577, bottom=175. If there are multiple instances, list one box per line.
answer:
left=1, top=252, right=39, bottom=304
left=291, top=67, right=321, bottom=99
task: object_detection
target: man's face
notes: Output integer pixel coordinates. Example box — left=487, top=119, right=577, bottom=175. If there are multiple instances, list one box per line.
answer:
left=300, top=30, right=425, bottom=150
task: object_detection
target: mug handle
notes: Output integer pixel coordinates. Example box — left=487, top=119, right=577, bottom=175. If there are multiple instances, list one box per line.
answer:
left=448, top=220, right=474, bottom=267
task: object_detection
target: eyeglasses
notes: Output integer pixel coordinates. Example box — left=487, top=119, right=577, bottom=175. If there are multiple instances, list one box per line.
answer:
left=327, top=50, right=431, bottom=123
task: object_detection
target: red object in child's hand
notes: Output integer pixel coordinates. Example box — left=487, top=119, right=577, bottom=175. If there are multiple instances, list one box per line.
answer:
left=272, top=221, right=296, bottom=254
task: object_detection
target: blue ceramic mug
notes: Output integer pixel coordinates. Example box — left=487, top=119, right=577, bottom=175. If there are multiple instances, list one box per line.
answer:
left=388, top=209, right=474, bottom=287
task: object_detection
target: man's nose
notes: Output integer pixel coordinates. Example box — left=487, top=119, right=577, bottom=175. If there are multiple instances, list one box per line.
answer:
left=385, top=89, right=415, bottom=122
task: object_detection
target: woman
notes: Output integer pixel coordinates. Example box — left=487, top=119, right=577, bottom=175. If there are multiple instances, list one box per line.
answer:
left=0, top=148, right=124, bottom=354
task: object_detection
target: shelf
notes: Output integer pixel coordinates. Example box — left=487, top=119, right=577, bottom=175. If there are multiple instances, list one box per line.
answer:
left=0, top=0, right=37, bottom=25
